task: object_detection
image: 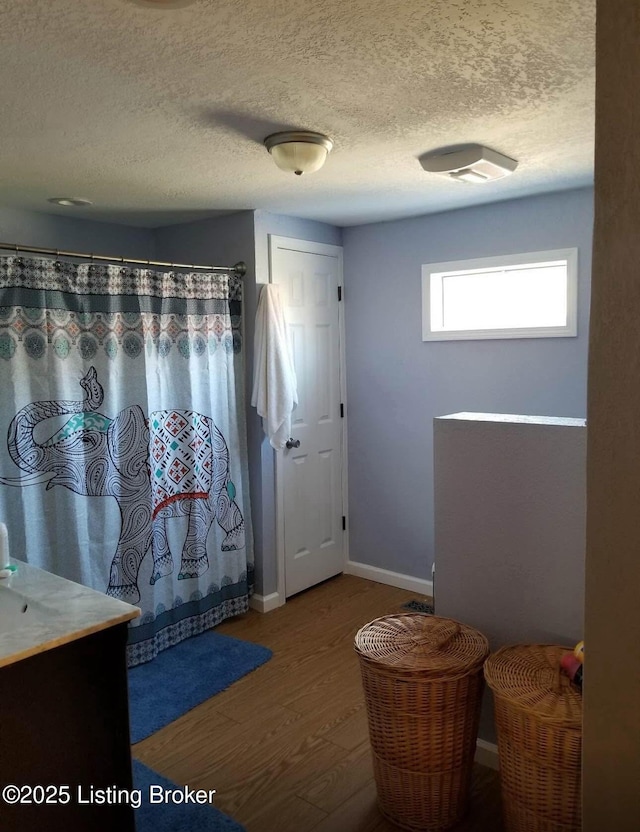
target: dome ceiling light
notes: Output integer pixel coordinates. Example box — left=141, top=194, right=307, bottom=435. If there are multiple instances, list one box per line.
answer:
left=264, top=131, right=334, bottom=176
left=47, top=197, right=93, bottom=207
left=419, top=144, right=518, bottom=183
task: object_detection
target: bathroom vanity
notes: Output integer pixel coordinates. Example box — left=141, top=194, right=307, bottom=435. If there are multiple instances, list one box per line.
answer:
left=0, top=561, right=140, bottom=831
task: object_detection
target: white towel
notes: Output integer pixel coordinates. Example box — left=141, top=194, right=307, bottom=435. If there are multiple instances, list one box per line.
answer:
left=251, top=284, right=298, bottom=450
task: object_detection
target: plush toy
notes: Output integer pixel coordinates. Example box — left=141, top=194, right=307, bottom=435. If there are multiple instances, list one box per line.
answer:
left=560, top=641, right=584, bottom=691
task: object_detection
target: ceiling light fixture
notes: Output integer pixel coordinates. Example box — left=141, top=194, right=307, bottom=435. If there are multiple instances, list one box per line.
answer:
left=419, top=144, right=518, bottom=183
left=264, top=131, right=333, bottom=176
left=47, top=197, right=93, bottom=207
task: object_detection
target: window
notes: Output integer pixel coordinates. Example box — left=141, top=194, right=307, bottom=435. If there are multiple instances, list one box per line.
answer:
left=422, top=249, right=578, bottom=341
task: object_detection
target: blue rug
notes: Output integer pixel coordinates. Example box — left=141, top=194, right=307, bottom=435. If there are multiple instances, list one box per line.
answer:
left=133, top=759, right=245, bottom=831
left=129, top=630, right=272, bottom=743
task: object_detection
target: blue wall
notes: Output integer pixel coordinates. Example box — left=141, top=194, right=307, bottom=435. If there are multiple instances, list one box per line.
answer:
left=253, top=210, right=343, bottom=284
left=342, top=187, right=594, bottom=581
left=154, top=211, right=255, bottom=273
left=0, top=205, right=154, bottom=258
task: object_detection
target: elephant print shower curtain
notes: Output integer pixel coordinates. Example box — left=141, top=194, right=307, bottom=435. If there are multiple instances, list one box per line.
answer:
left=0, top=254, right=253, bottom=666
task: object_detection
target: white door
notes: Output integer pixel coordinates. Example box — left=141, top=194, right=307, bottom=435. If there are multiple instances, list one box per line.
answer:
left=269, top=236, right=346, bottom=598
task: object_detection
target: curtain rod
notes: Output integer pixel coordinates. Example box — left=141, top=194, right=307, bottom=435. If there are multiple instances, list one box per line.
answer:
left=0, top=241, right=247, bottom=278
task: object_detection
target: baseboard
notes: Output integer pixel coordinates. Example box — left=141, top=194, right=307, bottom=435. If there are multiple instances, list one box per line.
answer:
left=249, top=592, right=283, bottom=613
left=344, top=560, right=433, bottom=597
left=475, top=739, right=500, bottom=770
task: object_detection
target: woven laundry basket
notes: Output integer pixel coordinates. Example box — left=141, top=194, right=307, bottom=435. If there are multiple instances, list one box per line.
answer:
left=354, top=614, right=489, bottom=832
left=484, top=645, right=583, bottom=832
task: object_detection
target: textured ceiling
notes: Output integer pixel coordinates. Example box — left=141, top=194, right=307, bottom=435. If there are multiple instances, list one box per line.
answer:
left=0, top=0, right=594, bottom=228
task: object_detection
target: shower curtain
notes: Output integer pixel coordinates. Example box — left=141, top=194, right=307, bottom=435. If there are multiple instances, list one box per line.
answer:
left=0, top=254, right=253, bottom=666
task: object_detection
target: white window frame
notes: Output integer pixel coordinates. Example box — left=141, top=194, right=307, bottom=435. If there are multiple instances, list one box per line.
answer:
left=421, top=248, right=578, bottom=342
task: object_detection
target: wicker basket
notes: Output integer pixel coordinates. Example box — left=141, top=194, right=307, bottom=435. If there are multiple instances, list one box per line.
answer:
left=484, top=645, right=583, bottom=832
left=354, top=614, right=489, bottom=832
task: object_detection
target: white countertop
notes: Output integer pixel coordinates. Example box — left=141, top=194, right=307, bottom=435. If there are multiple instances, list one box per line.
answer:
left=0, top=560, right=140, bottom=669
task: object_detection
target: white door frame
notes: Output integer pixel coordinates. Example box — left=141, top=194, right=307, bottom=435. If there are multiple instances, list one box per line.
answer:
left=269, top=235, right=349, bottom=605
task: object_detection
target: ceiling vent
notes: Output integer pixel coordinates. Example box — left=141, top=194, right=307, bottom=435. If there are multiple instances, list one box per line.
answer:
left=419, top=145, right=518, bottom=183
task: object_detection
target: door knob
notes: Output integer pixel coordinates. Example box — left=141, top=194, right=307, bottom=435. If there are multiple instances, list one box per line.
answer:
left=286, top=438, right=301, bottom=449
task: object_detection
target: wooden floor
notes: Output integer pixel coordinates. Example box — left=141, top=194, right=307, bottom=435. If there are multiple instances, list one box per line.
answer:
left=134, top=574, right=504, bottom=831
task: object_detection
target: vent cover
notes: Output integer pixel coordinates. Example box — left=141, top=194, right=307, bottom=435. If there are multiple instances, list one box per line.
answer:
left=419, top=145, right=518, bottom=183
